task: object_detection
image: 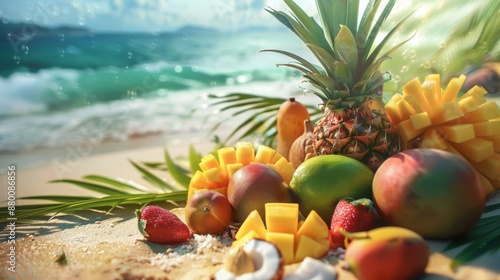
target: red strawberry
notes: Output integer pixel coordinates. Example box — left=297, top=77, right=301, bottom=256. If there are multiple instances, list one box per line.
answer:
left=329, top=198, right=375, bottom=249
left=136, top=205, right=191, bottom=244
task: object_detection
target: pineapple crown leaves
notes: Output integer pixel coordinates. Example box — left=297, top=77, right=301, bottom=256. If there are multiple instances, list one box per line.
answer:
left=261, top=0, right=416, bottom=106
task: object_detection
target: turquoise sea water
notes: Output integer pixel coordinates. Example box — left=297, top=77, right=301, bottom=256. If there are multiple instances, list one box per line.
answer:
left=0, top=27, right=306, bottom=152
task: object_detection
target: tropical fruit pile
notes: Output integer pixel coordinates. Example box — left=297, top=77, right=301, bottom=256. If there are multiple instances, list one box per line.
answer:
left=385, top=74, right=500, bottom=194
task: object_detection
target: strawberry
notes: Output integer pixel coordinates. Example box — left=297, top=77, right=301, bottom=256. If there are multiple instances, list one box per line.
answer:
left=329, top=198, right=375, bottom=249
left=136, top=205, right=191, bottom=244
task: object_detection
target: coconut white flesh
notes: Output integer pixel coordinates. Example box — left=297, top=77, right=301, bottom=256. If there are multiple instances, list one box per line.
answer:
left=213, top=239, right=282, bottom=280
left=284, top=257, right=337, bottom=280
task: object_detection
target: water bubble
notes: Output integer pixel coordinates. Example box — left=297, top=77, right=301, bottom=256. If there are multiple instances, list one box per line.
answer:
left=226, top=78, right=235, bottom=85
left=393, top=75, right=401, bottom=83
left=422, top=61, right=432, bottom=69
left=25, top=14, right=32, bottom=21
left=127, top=52, right=133, bottom=59
left=59, top=33, right=65, bottom=42
left=175, top=65, right=183, bottom=73
left=13, top=55, right=21, bottom=64
left=400, top=65, right=409, bottom=73
left=21, top=45, right=29, bottom=54
left=439, top=41, right=447, bottom=48
left=78, top=17, right=86, bottom=26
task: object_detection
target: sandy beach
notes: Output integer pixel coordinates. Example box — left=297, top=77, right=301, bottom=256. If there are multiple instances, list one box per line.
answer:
left=1, top=94, right=500, bottom=280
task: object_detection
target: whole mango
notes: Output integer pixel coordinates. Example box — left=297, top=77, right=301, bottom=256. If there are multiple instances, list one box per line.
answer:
left=373, top=148, right=486, bottom=239
left=343, top=227, right=430, bottom=280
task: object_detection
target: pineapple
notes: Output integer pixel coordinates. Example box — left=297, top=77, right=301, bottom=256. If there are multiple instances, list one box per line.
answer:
left=263, top=0, right=414, bottom=170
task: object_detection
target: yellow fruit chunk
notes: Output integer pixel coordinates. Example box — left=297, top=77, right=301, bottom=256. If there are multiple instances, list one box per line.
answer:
left=386, top=93, right=403, bottom=124
left=294, top=234, right=329, bottom=263
left=225, top=162, right=243, bottom=179
left=235, top=210, right=267, bottom=240
left=403, top=94, right=425, bottom=114
left=235, top=142, right=254, bottom=165
left=423, top=74, right=441, bottom=112
left=420, top=128, right=448, bottom=150
left=437, top=124, right=475, bottom=143
left=458, top=96, right=480, bottom=114
left=268, top=157, right=295, bottom=184
left=217, top=146, right=237, bottom=170
left=254, top=145, right=276, bottom=164
left=402, top=78, right=430, bottom=114
left=469, top=154, right=500, bottom=180
left=265, top=203, right=299, bottom=234
left=451, top=138, right=494, bottom=162
left=270, top=152, right=284, bottom=164
left=432, top=101, right=464, bottom=125
left=395, top=98, right=416, bottom=121
left=199, top=154, right=221, bottom=171
left=473, top=120, right=500, bottom=137
left=266, top=232, right=295, bottom=264
left=479, top=135, right=500, bottom=152
left=460, top=101, right=500, bottom=124
left=459, top=85, right=488, bottom=103
left=296, top=210, right=329, bottom=240
left=232, top=230, right=261, bottom=248
left=410, top=112, right=432, bottom=130
left=203, top=167, right=227, bottom=187
left=442, top=75, right=466, bottom=103
left=397, top=119, right=426, bottom=142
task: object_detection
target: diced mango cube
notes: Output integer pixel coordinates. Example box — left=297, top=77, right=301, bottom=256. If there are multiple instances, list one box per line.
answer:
left=266, top=232, right=295, bottom=264
left=235, top=142, right=254, bottom=165
left=269, top=152, right=284, bottom=164
left=296, top=210, right=329, bottom=241
left=451, top=138, right=494, bottom=162
left=432, top=101, right=464, bottom=125
left=254, top=145, right=276, bottom=164
left=437, top=124, right=475, bottom=143
left=225, top=162, right=243, bottom=179
left=397, top=119, right=426, bottom=142
left=395, top=98, right=416, bottom=121
left=442, top=75, right=466, bottom=103
left=421, top=79, right=438, bottom=114
left=268, top=157, right=295, bottom=184
left=232, top=230, right=260, bottom=248
left=459, top=85, right=488, bottom=103
left=424, top=74, right=441, bottom=109
left=199, top=153, right=221, bottom=171
left=460, top=101, right=500, bottom=124
left=469, top=154, right=500, bottom=180
left=473, top=120, right=500, bottom=137
left=265, top=203, right=299, bottom=234
left=294, top=234, right=329, bottom=263
left=385, top=93, right=403, bottom=124
left=458, top=96, right=480, bottom=114
left=217, top=146, right=237, bottom=170
left=479, top=135, right=500, bottom=152
left=420, top=127, right=448, bottom=150
left=410, top=112, right=432, bottom=130
left=403, top=94, right=425, bottom=114
left=402, top=78, right=430, bottom=114
left=203, top=167, right=227, bottom=187
left=235, top=210, right=267, bottom=240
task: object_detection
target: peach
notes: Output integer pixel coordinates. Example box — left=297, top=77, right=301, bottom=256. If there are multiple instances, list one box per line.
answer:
left=227, top=163, right=293, bottom=222
left=185, top=190, right=233, bottom=234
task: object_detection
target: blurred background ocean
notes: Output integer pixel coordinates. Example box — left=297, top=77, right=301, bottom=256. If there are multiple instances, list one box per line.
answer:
left=0, top=0, right=498, bottom=156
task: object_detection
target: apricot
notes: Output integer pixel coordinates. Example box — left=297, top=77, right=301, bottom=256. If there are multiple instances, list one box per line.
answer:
left=185, top=190, right=233, bottom=234
left=227, top=164, right=293, bottom=222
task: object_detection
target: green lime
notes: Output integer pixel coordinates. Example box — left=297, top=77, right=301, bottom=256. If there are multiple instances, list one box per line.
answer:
left=289, top=155, right=374, bottom=224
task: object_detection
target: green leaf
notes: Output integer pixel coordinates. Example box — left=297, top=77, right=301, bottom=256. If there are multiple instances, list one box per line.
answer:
left=188, top=144, right=202, bottom=174
left=260, top=49, right=320, bottom=74
left=335, top=25, right=359, bottom=76
left=315, top=0, right=335, bottom=50
left=83, top=174, right=149, bottom=193
left=129, top=160, right=182, bottom=192
left=50, top=179, right=129, bottom=196
left=19, top=195, right=95, bottom=203
left=164, top=148, right=191, bottom=189
left=363, top=0, right=396, bottom=61
left=346, top=0, right=359, bottom=37
left=305, top=43, right=338, bottom=78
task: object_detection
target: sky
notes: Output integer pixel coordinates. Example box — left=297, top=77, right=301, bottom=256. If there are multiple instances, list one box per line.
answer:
left=0, top=0, right=318, bottom=32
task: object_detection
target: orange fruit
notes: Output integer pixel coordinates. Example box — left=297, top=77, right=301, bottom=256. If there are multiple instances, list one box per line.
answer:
left=289, top=155, right=374, bottom=225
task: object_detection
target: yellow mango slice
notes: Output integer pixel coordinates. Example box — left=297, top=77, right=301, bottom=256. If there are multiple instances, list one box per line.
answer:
left=232, top=230, right=260, bottom=248
left=458, top=96, right=480, bottom=114
left=425, top=74, right=441, bottom=108
left=403, top=94, right=425, bottom=114
left=473, top=120, right=500, bottom=137
left=267, top=157, right=295, bottom=184
left=469, top=154, right=500, bottom=180
left=296, top=210, right=329, bottom=240
left=441, top=75, right=466, bottom=103
left=199, top=153, right=221, bottom=171
left=402, top=78, right=430, bottom=113
left=385, top=93, right=403, bottom=124
left=254, top=145, right=276, bottom=164
left=437, top=124, right=475, bottom=143
left=266, top=232, right=295, bottom=264
left=235, top=142, right=254, bottom=165
left=294, top=234, right=329, bottom=263
left=410, top=112, right=432, bottom=130
left=460, top=101, right=500, bottom=124
left=217, top=146, right=237, bottom=170
left=397, top=119, right=426, bottom=142
left=432, top=101, right=464, bottom=125
left=420, top=128, right=448, bottom=150
left=265, top=203, right=299, bottom=234
left=451, top=138, right=494, bottom=162
left=203, top=167, right=227, bottom=187
left=479, top=135, right=500, bottom=152
left=270, top=152, right=284, bottom=164
left=395, top=98, right=417, bottom=121
left=458, top=85, right=488, bottom=103
left=235, top=210, right=267, bottom=240
left=225, top=162, right=243, bottom=179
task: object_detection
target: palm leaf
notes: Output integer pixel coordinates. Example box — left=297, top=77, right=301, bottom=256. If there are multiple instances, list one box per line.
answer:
left=164, top=148, right=191, bottom=189
left=188, top=144, right=202, bottom=173
left=129, top=160, right=182, bottom=192
left=49, top=179, right=129, bottom=196
left=83, top=175, right=149, bottom=193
